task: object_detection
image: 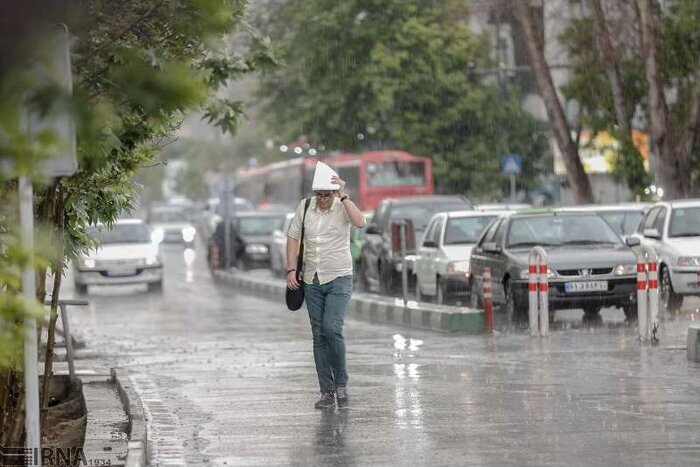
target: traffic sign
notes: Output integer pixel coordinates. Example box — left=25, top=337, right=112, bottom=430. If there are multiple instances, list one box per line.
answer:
left=501, top=154, right=522, bottom=175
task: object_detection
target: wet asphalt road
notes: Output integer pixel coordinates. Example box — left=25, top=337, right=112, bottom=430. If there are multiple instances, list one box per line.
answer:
left=65, top=244, right=700, bottom=466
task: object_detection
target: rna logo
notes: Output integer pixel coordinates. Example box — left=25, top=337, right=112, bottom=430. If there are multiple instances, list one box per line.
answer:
left=0, top=446, right=106, bottom=466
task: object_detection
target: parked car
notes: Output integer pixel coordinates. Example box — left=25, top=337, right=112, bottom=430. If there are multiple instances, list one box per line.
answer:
left=469, top=211, right=640, bottom=323
left=359, top=195, right=472, bottom=294
left=351, top=213, right=373, bottom=271
left=73, top=219, right=163, bottom=293
left=475, top=203, right=531, bottom=212
left=634, top=199, right=700, bottom=312
left=270, top=212, right=295, bottom=276
left=148, top=204, right=197, bottom=247
left=202, top=196, right=255, bottom=240
left=557, top=203, right=650, bottom=238
left=210, top=211, right=287, bottom=270
left=415, top=211, right=507, bottom=304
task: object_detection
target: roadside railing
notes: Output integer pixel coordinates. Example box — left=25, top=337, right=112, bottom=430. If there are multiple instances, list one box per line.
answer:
left=43, top=299, right=89, bottom=381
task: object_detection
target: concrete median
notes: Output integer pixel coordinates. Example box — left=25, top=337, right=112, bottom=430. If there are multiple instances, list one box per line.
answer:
left=688, top=324, right=700, bottom=363
left=213, top=269, right=485, bottom=334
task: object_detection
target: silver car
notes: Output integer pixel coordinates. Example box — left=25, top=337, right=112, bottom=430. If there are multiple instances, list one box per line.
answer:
left=270, top=212, right=295, bottom=276
left=635, top=199, right=700, bottom=312
left=415, top=210, right=507, bottom=304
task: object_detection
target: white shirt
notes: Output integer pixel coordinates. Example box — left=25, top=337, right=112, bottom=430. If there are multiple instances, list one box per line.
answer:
left=287, top=197, right=353, bottom=285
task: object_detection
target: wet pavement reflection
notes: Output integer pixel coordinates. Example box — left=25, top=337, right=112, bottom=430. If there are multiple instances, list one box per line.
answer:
left=63, top=245, right=700, bottom=465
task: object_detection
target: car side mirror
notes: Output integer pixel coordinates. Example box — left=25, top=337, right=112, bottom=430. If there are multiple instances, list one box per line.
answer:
left=366, top=225, right=382, bottom=235
left=423, top=240, right=438, bottom=248
left=625, top=236, right=641, bottom=247
left=643, top=228, right=661, bottom=239
left=482, top=242, right=500, bottom=253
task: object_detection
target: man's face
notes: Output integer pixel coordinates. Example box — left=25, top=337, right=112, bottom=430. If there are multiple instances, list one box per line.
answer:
left=314, top=190, right=336, bottom=208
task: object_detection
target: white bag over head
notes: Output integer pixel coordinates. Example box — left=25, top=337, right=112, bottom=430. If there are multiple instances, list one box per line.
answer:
left=311, top=161, right=340, bottom=191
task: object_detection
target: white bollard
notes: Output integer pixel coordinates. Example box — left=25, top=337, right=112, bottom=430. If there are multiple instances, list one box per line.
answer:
left=636, top=246, right=659, bottom=342
left=538, top=262, right=549, bottom=337
left=636, top=259, right=648, bottom=341
left=527, top=260, right=538, bottom=336
left=528, top=246, right=549, bottom=337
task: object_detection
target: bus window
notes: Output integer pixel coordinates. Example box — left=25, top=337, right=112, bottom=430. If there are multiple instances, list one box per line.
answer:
left=366, top=161, right=426, bottom=186
left=335, top=165, right=359, bottom=199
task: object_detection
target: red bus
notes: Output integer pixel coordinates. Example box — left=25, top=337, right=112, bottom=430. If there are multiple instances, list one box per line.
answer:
left=233, top=150, right=433, bottom=211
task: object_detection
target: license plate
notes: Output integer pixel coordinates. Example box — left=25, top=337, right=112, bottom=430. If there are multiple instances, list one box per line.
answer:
left=106, top=268, right=137, bottom=277
left=564, top=281, right=607, bottom=293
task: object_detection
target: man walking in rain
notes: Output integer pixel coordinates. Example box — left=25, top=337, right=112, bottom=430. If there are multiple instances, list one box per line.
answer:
left=286, top=162, right=366, bottom=409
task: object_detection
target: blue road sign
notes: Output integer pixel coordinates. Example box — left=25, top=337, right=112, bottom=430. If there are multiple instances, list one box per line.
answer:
left=501, top=154, right=523, bottom=176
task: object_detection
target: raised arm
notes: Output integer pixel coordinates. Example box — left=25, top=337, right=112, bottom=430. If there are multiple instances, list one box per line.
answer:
left=332, top=176, right=366, bottom=228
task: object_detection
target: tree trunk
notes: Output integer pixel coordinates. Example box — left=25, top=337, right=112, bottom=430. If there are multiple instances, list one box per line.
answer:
left=590, top=0, right=630, bottom=133
left=637, top=0, right=689, bottom=199
left=511, top=0, right=594, bottom=203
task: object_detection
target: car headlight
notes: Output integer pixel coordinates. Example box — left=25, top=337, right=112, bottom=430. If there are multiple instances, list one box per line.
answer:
left=678, top=256, right=700, bottom=267
left=146, top=255, right=161, bottom=266
left=80, top=258, right=96, bottom=269
left=245, top=244, right=269, bottom=254
left=447, top=261, right=470, bottom=274
left=614, top=264, right=637, bottom=276
left=519, top=268, right=557, bottom=279
left=181, top=226, right=196, bottom=243
left=151, top=228, right=164, bottom=244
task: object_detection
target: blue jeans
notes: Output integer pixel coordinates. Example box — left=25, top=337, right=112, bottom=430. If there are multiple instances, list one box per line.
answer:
left=306, top=274, right=353, bottom=393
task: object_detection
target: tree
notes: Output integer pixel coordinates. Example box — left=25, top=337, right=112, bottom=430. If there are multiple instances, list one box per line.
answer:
left=638, top=0, right=700, bottom=198
left=256, top=0, right=548, bottom=199
left=1, top=0, right=275, bottom=444
left=511, top=0, right=594, bottom=204
left=561, top=0, right=700, bottom=198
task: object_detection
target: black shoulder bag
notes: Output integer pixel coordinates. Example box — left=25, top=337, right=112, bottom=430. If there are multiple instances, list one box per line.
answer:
left=285, top=198, right=312, bottom=311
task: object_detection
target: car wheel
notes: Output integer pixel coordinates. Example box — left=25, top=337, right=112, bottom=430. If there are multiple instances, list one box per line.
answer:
left=148, top=281, right=163, bottom=293
left=582, top=306, right=601, bottom=316
left=660, top=266, right=683, bottom=313
left=416, top=280, right=430, bottom=303
left=380, top=262, right=393, bottom=295
left=436, top=276, right=446, bottom=305
left=505, top=281, right=525, bottom=324
left=623, top=305, right=637, bottom=320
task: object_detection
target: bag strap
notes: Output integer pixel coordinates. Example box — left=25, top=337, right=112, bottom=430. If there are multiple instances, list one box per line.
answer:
left=296, top=198, right=312, bottom=274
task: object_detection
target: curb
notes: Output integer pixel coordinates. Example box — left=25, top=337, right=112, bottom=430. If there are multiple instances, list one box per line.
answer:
left=111, top=368, right=148, bottom=467
left=214, top=269, right=485, bottom=334
left=688, top=324, right=700, bottom=363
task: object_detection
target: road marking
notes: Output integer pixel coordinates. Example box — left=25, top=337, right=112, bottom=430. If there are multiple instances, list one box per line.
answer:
left=129, top=373, right=187, bottom=466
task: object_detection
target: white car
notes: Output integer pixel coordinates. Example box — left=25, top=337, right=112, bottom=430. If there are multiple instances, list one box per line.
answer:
left=149, top=205, right=197, bottom=246
left=635, top=199, right=700, bottom=312
left=74, top=219, right=163, bottom=293
left=270, top=212, right=295, bottom=276
left=415, top=210, right=507, bottom=304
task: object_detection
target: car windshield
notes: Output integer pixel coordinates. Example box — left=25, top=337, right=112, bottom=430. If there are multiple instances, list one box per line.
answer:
left=390, top=202, right=470, bottom=232
left=238, top=217, right=284, bottom=236
left=598, top=211, right=644, bottom=236
left=507, top=215, right=621, bottom=248
left=150, top=209, right=186, bottom=223
left=444, top=215, right=496, bottom=245
left=88, top=223, right=151, bottom=244
left=669, top=207, right=700, bottom=237
left=215, top=198, right=255, bottom=216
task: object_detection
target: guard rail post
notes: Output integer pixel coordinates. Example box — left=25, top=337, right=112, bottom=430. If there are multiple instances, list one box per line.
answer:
left=482, top=267, right=493, bottom=334
left=636, top=246, right=659, bottom=342
left=528, top=246, right=549, bottom=337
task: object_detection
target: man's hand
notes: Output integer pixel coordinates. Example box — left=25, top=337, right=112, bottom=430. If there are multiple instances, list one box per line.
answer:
left=287, top=270, right=300, bottom=290
left=331, top=176, right=347, bottom=197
